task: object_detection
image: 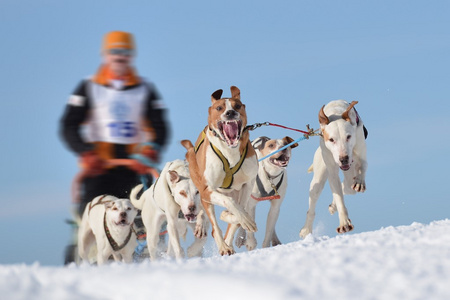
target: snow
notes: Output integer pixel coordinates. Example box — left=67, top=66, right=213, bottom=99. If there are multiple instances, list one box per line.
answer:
left=2, top=219, right=450, bottom=300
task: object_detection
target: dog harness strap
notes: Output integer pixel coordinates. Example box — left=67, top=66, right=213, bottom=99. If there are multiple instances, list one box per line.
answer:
left=194, top=129, right=207, bottom=153
left=210, top=142, right=248, bottom=189
left=103, top=212, right=133, bottom=251
left=255, top=173, right=284, bottom=198
left=88, top=195, right=109, bottom=215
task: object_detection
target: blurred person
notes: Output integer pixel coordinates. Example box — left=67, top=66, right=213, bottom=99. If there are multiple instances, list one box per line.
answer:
left=60, top=31, right=170, bottom=264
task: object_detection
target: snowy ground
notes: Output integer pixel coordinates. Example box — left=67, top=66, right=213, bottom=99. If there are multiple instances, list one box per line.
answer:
left=2, top=219, right=450, bottom=300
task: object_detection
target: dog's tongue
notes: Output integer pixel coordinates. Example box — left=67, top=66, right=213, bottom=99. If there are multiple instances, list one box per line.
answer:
left=223, top=122, right=238, bottom=141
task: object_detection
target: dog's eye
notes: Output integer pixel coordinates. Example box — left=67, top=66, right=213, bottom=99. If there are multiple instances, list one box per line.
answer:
left=196, top=191, right=199, bottom=195
left=234, top=104, right=241, bottom=110
left=329, top=138, right=335, bottom=143
left=269, top=144, right=274, bottom=148
left=216, top=106, right=223, bottom=111
left=127, top=207, right=132, bottom=210
left=347, top=135, right=351, bottom=141
left=112, top=207, right=118, bottom=211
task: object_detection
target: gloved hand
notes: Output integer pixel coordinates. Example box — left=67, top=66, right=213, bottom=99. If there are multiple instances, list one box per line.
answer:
left=79, top=151, right=105, bottom=176
left=128, top=160, right=150, bottom=175
left=141, top=145, right=160, bottom=163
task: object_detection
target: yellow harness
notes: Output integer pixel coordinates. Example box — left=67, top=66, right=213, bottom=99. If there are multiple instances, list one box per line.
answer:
left=195, top=129, right=248, bottom=189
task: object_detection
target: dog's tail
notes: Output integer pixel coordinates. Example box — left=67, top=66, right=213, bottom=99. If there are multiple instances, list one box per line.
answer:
left=181, top=140, right=208, bottom=196
left=130, top=184, right=144, bottom=210
left=307, top=164, right=314, bottom=173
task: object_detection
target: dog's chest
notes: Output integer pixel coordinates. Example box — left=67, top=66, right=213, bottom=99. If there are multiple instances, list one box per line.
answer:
left=204, top=146, right=257, bottom=190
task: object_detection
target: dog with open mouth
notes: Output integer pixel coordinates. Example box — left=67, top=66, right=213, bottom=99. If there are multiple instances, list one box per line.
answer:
left=78, top=195, right=138, bottom=265
left=130, top=159, right=207, bottom=260
left=181, top=86, right=258, bottom=255
left=299, top=100, right=368, bottom=237
left=235, top=136, right=298, bottom=250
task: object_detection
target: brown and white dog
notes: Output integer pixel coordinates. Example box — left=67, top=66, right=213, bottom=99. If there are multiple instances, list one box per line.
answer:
left=181, top=86, right=258, bottom=255
left=235, top=136, right=298, bottom=250
left=78, top=195, right=138, bottom=265
left=300, top=100, right=367, bottom=237
left=130, top=159, right=207, bottom=261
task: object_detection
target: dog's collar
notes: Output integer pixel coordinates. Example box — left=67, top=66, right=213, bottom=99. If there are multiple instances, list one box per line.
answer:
left=103, top=212, right=134, bottom=252
left=253, top=172, right=284, bottom=201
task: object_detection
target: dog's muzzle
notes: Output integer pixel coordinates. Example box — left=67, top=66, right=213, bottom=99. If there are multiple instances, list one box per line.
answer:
left=270, top=153, right=290, bottom=168
left=217, top=119, right=242, bottom=148
left=116, top=212, right=130, bottom=226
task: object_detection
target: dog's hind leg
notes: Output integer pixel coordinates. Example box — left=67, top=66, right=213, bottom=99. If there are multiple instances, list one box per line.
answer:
left=224, top=223, right=241, bottom=249
left=300, top=149, right=328, bottom=239
left=235, top=227, right=247, bottom=248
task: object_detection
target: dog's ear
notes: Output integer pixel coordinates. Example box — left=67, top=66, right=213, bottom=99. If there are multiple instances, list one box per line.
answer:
left=252, top=136, right=270, bottom=151
left=169, top=170, right=181, bottom=184
left=342, top=101, right=358, bottom=123
left=319, top=105, right=330, bottom=126
left=211, top=89, right=223, bottom=102
left=230, top=86, right=240, bottom=100
left=284, top=136, right=299, bottom=149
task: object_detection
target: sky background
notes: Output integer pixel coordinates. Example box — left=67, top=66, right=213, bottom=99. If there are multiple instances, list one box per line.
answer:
left=0, top=0, right=449, bottom=266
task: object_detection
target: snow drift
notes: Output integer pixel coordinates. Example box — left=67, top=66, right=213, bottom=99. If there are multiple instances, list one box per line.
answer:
left=1, top=219, right=450, bottom=300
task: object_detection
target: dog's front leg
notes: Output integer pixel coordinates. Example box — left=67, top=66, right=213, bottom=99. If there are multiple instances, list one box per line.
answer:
left=202, top=198, right=234, bottom=255
left=262, top=199, right=282, bottom=248
left=166, top=206, right=185, bottom=260
left=96, top=239, right=111, bottom=265
left=328, top=168, right=354, bottom=234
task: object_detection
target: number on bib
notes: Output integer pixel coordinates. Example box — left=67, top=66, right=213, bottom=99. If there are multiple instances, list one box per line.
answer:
left=108, top=121, right=138, bottom=138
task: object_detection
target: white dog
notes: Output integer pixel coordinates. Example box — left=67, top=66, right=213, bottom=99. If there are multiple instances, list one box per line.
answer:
left=236, top=136, right=298, bottom=250
left=130, top=159, right=207, bottom=261
left=78, top=195, right=138, bottom=265
left=300, top=100, right=367, bottom=237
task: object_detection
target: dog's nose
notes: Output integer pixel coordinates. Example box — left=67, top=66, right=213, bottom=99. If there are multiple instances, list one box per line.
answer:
left=120, top=212, right=127, bottom=218
left=188, top=205, right=196, bottom=213
left=339, top=155, right=349, bottom=166
left=225, top=110, right=237, bottom=119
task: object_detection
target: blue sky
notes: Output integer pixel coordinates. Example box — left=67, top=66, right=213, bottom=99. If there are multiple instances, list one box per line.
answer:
left=1, top=1, right=449, bottom=265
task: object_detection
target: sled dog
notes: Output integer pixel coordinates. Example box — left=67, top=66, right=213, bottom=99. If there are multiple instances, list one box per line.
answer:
left=300, top=100, right=367, bottom=237
left=130, top=159, right=207, bottom=260
left=235, top=136, right=298, bottom=250
left=181, top=86, right=258, bottom=255
left=78, top=195, right=138, bottom=265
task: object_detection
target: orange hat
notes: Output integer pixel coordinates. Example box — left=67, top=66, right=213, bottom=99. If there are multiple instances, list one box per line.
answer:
left=102, top=31, right=135, bottom=51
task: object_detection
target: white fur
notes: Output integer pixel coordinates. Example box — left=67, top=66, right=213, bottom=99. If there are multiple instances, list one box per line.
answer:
left=78, top=196, right=138, bottom=265
left=235, top=136, right=295, bottom=250
left=300, top=100, right=368, bottom=237
left=130, top=160, right=208, bottom=261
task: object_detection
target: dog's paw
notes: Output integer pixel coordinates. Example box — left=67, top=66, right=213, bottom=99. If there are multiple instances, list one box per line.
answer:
left=328, top=203, right=337, bottom=215
left=219, top=244, right=235, bottom=256
left=336, top=219, right=354, bottom=234
left=352, top=176, right=366, bottom=193
left=245, top=236, right=257, bottom=251
left=299, top=227, right=312, bottom=239
left=194, top=223, right=207, bottom=239
left=235, top=228, right=247, bottom=248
